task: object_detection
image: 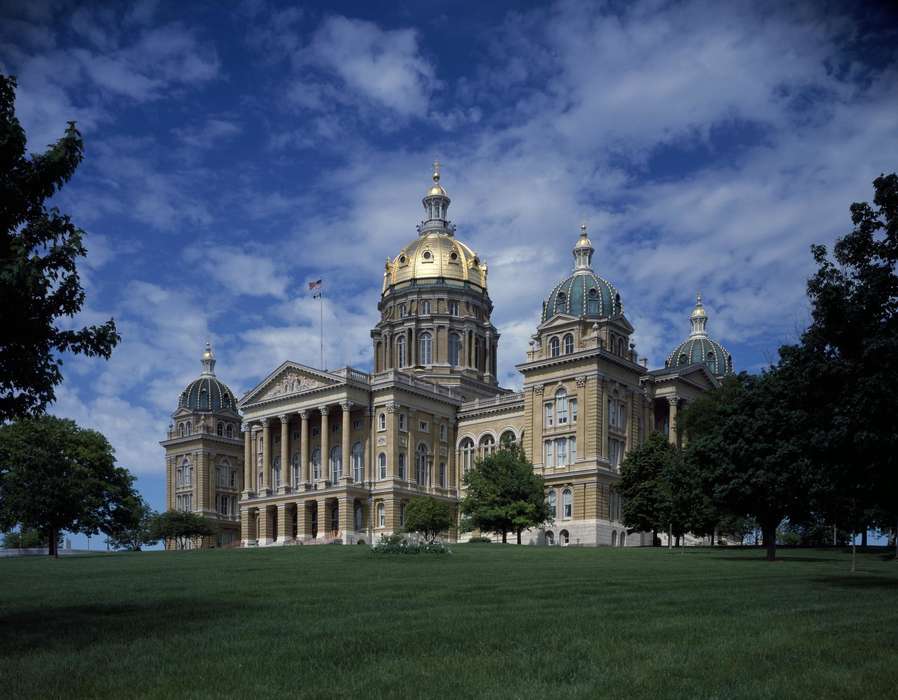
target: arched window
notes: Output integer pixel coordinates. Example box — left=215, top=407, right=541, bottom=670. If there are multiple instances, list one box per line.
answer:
left=619, top=338, right=626, bottom=356
left=419, top=332, right=432, bottom=365
left=459, top=438, right=475, bottom=474
left=185, top=421, right=192, bottom=436
left=217, top=422, right=223, bottom=436
left=226, top=424, right=233, bottom=438
left=377, top=452, right=387, bottom=479
left=292, top=454, right=300, bottom=486
left=352, top=442, right=363, bottom=482
left=478, top=434, right=495, bottom=458
left=354, top=503, right=364, bottom=531
left=378, top=412, right=386, bottom=431
left=178, top=422, right=185, bottom=437
left=612, top=530, right=618, bottom=547
left=311, top=448, right=321, bottom=480
left=619, top=532, right=626, bottom=547
left=500, top=430, right=517, bottom=448
left=398, top=452, right=406, bottom=480
left=556, top=388, right=568, bottom=424
left=376, top=502, right=385, bottom=528
left=587, top=288, right=599, bottom=314
left=329, top=446, right=342, bottom=481
left=560, top=529, right=570, bottom=546
left=547, top=490, right=557, bottom=519
left=562, top=489, right=572, bottom=519
left=448, top=333, right=462, bottom=366
left=563, top=333, right=574, bottom=354
left=545, top=531, right=555, bottom=546
left=272, top=456, right=281, bottom=488
left=416, top=443, right=429, bottom=485
left=397, top=335, right=407, bottom=367
left=549, top=337, right=560, bottom=357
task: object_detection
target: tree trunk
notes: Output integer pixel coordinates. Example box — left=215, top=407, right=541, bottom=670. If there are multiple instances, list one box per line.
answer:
left=761, top=521, right=777, bottom=561
left=861, top=529, right=868, bottom=548
left=851, top=535, right=856, bottom=573
left=668, top=523, right=672, bottom=550
left=501, top=531, right=507, bottom=544
left=516, top=530, right=522, bottom=545
left=675, top=534, right=681, bottom=548
left=711, top=529, right=716, bottom=547
left=652, top=529, right=658, bottom=547
left=894, top=520, right=897, bottom=560
left=49, top=527, right=58, bottom=558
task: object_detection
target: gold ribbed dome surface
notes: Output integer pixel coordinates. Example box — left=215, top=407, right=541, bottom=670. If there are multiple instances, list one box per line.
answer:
left=383, top=231, right=486, bottom=292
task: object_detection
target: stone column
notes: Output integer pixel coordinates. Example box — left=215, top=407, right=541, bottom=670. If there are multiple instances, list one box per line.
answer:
left=575, top=376, right=587, bottom=464
left=300, top=410, right=310, bottom=487
left=242, top=422, right=253, bottom=496
left=668, top=397, right=679, bottom=447
left=363, top=408, right=372, bottom=483
left=279, top=414, right=290, bottom=494
left=341, top=401, right=352, bottom=484
left=276, top=503, right=291, bottom=544
left=387, top=401, right=398, bottom=478
left=339, top=496, right=354, bottom=542
left=319, top=406, right=329, bottom=485
left=259, top=419, right=271, bottom=494
left=317, top=497, right=328, bottom=540
left=240, top=506, right=253, bottom=547
left=258, top=506, right=273, bottom=546
left=296, top=500, right=309, bottom=540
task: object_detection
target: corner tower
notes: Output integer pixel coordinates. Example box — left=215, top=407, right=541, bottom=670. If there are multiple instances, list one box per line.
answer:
left=371, top=163, right=501, bottom=399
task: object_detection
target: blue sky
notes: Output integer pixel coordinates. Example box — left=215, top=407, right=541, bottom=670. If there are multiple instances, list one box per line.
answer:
left=2, top=0, right=898, bottom=537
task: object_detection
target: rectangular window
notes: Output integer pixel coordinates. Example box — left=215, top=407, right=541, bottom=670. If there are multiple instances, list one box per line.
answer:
left=609, top=439, right=624, bottom=469
left=399, top=414, right=407, bottom=432
left=419, top=421, right=429, bottom=432
left=399, top=303, right=407, bottom=317
left=229, top=470, right=237, bottom=488
left=557, top=395, right=568, bottom=424
left=352, top=419, right=362, bottom=431
left=570, top=399, right=578, bottom=423
left=545, top=402, right=554, bottom=428
left=556, top=438, right=567, bottom=466
left=420, top=300, right=431, bottom=315
left=439, top=462, right=446, bottom=487
left=448, top=301, right=459, bottom=316
left=544, top=440, right=554, bottom=467
left=312, top=426, right=320, bottom=437
left=440, top=424, right=447, bottom=442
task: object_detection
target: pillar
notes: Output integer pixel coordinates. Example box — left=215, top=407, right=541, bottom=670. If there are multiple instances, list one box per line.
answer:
left=259, top=506, right=273, bottom=545
left=242, top=422, right=253, bottom=496
left=317, top=498, right=328, bottom=539
left=300, top=410, right=310, bottom=486
left=319, top=407, right=329, bottom=484
left=341, top=401, right=352, bottom=484
left=668, top=397, right=679, bottom=446
left=340, top=496, right=354, bottom=541
left=276, top=503, right=291, bottom=544
left=240, top=506, right=253, bottom=546
left=297, top=500, right=312, bottom=539
left=363, top=408, right=372, bottom=483
left=261, top=418, right=271, bottom=494
left=279, top=414, right=290, bottom=493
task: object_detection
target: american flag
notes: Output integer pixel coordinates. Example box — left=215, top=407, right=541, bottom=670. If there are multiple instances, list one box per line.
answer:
left=308, top=279, right=322, bottom=298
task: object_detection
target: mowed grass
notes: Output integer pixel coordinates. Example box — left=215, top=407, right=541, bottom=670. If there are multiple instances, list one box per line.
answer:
left=2, top=545, right=897, bottom=699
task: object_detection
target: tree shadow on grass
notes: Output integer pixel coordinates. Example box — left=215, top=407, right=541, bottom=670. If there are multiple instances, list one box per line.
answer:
left=0, top=599, right=242, bottom=657
left=814, top=575, right=898, bottom=590
left=709, top=556, right=835, bottom=563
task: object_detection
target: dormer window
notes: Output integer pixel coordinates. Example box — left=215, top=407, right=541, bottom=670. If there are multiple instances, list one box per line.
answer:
left=399, top=255, right=407, bottom=265
left=549, top=336, right=560, bottom=357
left=422, top=250, right=433, bottom=261
left=449, top=251, right=458, bottom=262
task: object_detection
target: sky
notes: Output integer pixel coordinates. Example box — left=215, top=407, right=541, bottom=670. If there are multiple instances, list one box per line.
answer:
left=2, top=0, right=897, bottom=542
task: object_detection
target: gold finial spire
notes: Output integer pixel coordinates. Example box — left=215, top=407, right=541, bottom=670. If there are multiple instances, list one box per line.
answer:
left=580, top=222, right=588, bottom=237
left=432, top=159, right=441, bottom=183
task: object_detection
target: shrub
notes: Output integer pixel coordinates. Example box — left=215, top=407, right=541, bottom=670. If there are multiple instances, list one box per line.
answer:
left=467, top=536, right=492, bottom=543
left=371, top=534, right=451, bottom=555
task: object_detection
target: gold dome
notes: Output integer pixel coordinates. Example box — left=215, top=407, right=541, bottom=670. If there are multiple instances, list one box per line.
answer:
left=691, top=292, right=707, bottom=319
left=383, top=231, right=487, bottom=292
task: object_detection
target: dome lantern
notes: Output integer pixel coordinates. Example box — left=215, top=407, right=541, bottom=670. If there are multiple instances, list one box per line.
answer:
left=573, top=223, right=594, bottom=271
left=420, top=159, right=451, bottom=234
left=689, top=292, right=708, bottom=337
left=665, top=293, right=733, bottom=378
left=177, top=342, right=238, bottom=413
left=201, top=341, right=216, bottom=376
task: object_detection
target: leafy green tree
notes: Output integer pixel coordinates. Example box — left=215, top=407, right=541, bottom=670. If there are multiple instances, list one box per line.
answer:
left=617, top=432, right=678, bottom=545
left=0, top=416, right=138, bottom=556
left=403, top=496, right=452, bottom=543
left=2, top=528, right=52, bottom=549
left=150, top=510, right=217, bottom=550
left=0, top=75, right=119, bottom=422
left=104, top=494, right=157, bottom=551
left=461, top=445, right=548, bottom=544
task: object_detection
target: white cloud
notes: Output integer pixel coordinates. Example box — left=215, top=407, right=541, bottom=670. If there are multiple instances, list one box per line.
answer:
left=173, top=118, right=241, bottom=148
left=183, top=245, right=290, bottom=299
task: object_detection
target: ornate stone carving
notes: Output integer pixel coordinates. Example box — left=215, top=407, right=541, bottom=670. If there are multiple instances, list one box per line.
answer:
left=533, top=384, right=544, bottom=396
left=340, top=400, right=354, bottom=411
left=576, top=376, right=587, bottom=388
left=320, top=406, right=330, bottom=416
left=299, top=409, right=310, bottom=420
left=279, top=414, right=289, bottom=424
left=259, top=370, right=325, bottom=401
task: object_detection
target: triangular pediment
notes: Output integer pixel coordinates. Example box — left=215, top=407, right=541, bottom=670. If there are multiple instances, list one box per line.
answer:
left=240, top=362, right=340, bottom=406
left=537, top=314, right=579, bottom=332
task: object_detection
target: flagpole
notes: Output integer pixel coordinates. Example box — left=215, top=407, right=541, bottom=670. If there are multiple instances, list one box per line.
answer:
left=320, top=284, right=325, bottom=370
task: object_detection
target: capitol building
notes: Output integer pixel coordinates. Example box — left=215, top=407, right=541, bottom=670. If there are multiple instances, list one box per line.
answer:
left=161, top=165, right=733, bottom=548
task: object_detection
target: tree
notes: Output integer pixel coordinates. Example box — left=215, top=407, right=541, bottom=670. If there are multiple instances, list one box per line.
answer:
left=680, top=372, right=814, bottom=561
left=2, top=528, right=53, bottom=549
left=0, top=416, right=139, bottom=556
left=104, top=494, right=157, bottom=551
left=150, top=510, right=217, bottom=550
left=403, top=497, right=452, bottom=543
left=461, top=445, right=548, bottom=544
left=0, top=75, right=119, bottom=422
left=617, top=432, right=679, bottom=545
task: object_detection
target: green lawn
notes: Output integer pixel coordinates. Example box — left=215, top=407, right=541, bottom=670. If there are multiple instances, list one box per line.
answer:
left=1, top=545, right=897, bottom=699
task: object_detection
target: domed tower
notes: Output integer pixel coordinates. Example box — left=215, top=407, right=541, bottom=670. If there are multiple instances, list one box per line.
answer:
left=371, top=162, right=500, bottom=399
left=665, top=293, right=734, bottom=379
left=161, top=342, right=244, bottom=548
left=531, top=224, right=637, bottom=363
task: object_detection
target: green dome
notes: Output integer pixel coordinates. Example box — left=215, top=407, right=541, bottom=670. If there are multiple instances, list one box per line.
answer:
left=542, top=270, right=622, bottom=322
left=177, top=342, right=238, bottom=413
left=665, top=294, right=734, bottom=378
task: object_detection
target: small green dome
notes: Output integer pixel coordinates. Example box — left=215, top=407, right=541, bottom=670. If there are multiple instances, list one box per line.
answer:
left=665, top=294, right=734, bottom=378
left=178, top=342, right=238, bottom=413
left=542, top=224, right=623, bottom=322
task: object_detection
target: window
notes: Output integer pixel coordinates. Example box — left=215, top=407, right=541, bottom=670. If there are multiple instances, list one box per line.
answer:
left=587, top=288, right=599, bottom=314
left=545, top=531, right=555, bottom=546
left=353, top=419, right=362, bottom=431
left=419, top=332, right=432, bottom=365
left=557, top=438, right=567, bottom=465
left=176, top=493, right=193, bottom=512
left=226, top=424, right=233, bottom=438
left=478, top=434, right=495, bottom=457
left=608, top=398, right=627, bottom=430
left=419, top=421, right=429, bottom=432
left=500, top=430, right=516, bottom=448
left=292, top=454, right=300, bottom=486
left=354, top=504, right=364, bottom=531
left=351, top=442, right=363, bottom=482
left=217, top=422, right=223, bottom=436
left=377, top=502, right=385, bottom=528
left=218, top=494, right=236, bottom=517
left=449, top=333, right=461, bottom=366
left=544, top=440, right=554, bottom=467
left=556, top=389, right=568, bottom=424
left=311, top=448, right=321, bottom=480
left=399, top=502, right=406, bottom=527
left=378, top=412, right=386, bottom=431
left=448, top=300, right=459, bottom=316
left=439, top=462, right=446, bottom=487
left=185, top=421, right=191, bottom=435
left=416, top=443, right=429, bottom=485
left=549, top=336, right=560, bottom=357
left=560, top=529, right=570, bottom=546
left=176, top=457, right=192, bottom=487
left=544, top=402, right=554, bottom=427
left=397, top=335, right=407, bottom=367
left=570, top=399, right=578, bottom=423
left=230, top=468, right=237, bottom=488
left=440, top=424, right=448, bottom=442
left=420, top=300, right=431, bottom=315
left=547, top=490, right=557, bottom=519
left=399, top=414, right=407, bottom=432
left=311, top=426, right=320, bottom=437
left=612, top=530, right=618, bottom=547
left=562, top=489, right=572, bottom=519
left=609, top=439, right=624, bottom=470
left=398, top=452, right=406, bottom=480
left=178, top=423, right=185, bottom=437
left=272, top=456, right=281, bottom=488
left=399, top=303, right=407, bottom=317
left=619, top=532, right=626, bottom=547
left=332, top=421, right=340, bottom=434
left=563, top=333, right=574, bottom=354
left=378, top=452, right=387, bottom=479
left=459, top=438, right=475, bottom=474
left=329, top=446, right=342, bottom=481
left=619, top=338, right=626, bottom=356
left=569, top=436, right=576, bottom=463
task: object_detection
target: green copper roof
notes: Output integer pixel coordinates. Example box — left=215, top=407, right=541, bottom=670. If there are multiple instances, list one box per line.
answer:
left=542, top=270, right=622, bottom=322
left=665, top=335, right=733, bottom=378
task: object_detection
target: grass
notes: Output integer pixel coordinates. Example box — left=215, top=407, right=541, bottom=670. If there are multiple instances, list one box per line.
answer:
left=2, top=545, right=897, bottom=699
